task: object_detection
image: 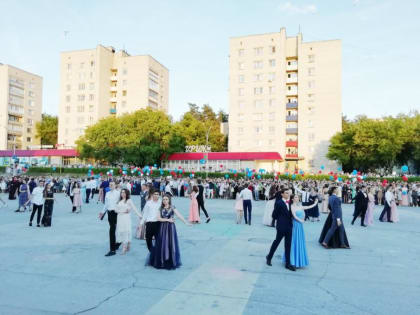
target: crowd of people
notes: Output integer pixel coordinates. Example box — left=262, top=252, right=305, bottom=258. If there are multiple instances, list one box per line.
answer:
left=2, top=173, right=419, bottom=271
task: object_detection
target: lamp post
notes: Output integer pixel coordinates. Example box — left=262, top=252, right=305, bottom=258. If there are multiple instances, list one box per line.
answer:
left=205, top=126, right=212, bottom=178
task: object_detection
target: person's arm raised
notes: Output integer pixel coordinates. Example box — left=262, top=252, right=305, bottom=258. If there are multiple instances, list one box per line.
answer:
left=173, top=207, right=191, bottom=226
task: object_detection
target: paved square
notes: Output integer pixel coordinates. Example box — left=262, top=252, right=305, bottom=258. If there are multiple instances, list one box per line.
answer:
left=0, top=194, right=419, bottom=315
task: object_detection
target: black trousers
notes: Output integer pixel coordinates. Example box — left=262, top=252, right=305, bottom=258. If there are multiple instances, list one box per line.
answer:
left=85, top=189, right=91, bottom=203
left=70, top=196, right=76, bottom=212
left=91, top=188, right=95, bottom=199
left=267, top=228, right=292, bottom=266
left=30, top=204, right=43, bottom=225
left=197, top=198, right=209, bottom=218
left=379, top=203, right=391, bottom=222
left=243, top=200, right=252, bottom=225
left=146, top=221, right=161, bottom=252
left=352, top=209, right=367, bottom=225
left=107, top=211, right=121, bottom=252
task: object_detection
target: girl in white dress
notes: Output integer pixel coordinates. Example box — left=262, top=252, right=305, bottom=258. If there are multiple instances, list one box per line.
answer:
left=116, top=188, right=142, bottom=254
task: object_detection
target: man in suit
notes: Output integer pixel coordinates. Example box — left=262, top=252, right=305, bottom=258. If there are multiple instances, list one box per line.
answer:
left=351, top=186, right=368, bottom=226
left=266, top=189, right=296, bottom=271
left=322, top=187, right=349, bottom=248
left=379, top=186, right=393, bottom=222
left=197, top=179, right=211, bottom=223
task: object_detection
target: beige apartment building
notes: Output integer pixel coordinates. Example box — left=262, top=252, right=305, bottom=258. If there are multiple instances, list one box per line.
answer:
left=228, top=28, right=341, bottom=172
left=0, top=64, right=42, bottom=150
left=58, top=45, right=169, bottom=147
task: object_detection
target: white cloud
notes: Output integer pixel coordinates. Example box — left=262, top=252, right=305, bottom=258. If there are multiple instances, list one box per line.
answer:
left=278, top=2, right=317, bottom=14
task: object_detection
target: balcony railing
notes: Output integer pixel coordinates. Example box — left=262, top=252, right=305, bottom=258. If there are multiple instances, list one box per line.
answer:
left=9, top=79, right=24, bottom=88
left=286, top=102, right=298, bottom=109
left=286, top=141, right=298, bottom=147
left=285, top=154, right=299, bottom=159
left=110, top=97, right=117, bottom=103
left=110, top=108, right=116, bottom=114
left=286, top=128, right=298, bottom=134
left=110, top=75, right=117, bottom=81
left=286, top=89, right=298, bottom=96
left=286, top=115, right=298, bottom=122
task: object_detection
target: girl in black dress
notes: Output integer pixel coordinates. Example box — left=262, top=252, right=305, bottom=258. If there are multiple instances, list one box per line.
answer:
left=41, top=183, right=55, bottom=227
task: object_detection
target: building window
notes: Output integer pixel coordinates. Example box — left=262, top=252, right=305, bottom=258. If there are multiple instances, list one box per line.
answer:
left=308, top=120, right=314, bottom=128
left=66, top=84, right=71, bottom=91
left=269, top=139, right=274, bottom=145
left=269, top=99, right=276, bottom=107
left=309, top=133, right=315, bottom=141
left=255, top=126, right=263, bottom=134
left=27, top=128, right=32, bottom=133
left=309, top=159, right=315, bottom=167
left=89, top=116, right=94, bottom=123
left=238, top=101, right=245, bottom=109
left=238, top=75, right=245, bottom=83
left=238, top=62, right=244, bottom=70
left=254, top=87, right=263, bottom=95
left=268, top=72, right=276, bottom=81
left=90, top=72, right=94, bottom=79
left=122, top=101, right=127, bottom=107
left=67, top=63, right=72, bottom=70
left=90, top=61, right=95, bottom=67
left=149, top=89, right=158, bottom=99
left=254, top=100, right=263, bottom=108
left=78, top=94, right=85, bottom=101
left=269, top=112, right=275, bottom=120
left=269, top=126, right=275, bottom=134
left=308, top=55, right=315, bottom=63
left=89, top=105, right=94, bottom=112
left=308, top=106, right=315, bottom=115
left=238, top=49, right=244, bottom=57
left=89, top=83, right=95, bottom=90
left=28, top=100, right=35, bottom=107
left=308, top=93, right=315, bottom=102
left=77, top=117, right=84, bottom=124
left=269, top=59, right=276, bottom=67
left=78, top=83, right=85, bottom=90
left=238, top=88, right=244, bottom=96
left=89, top=94, right=94, bottom=101
left=66, top=95, right=71, bottom=102
left=253, top=60, right=263, bottom=69
left=77, top=105, right=85, bottom=112
left=122, top=80, right=127, bottom=86
left=122, top=68, right=127, bottom=75
left=28, top=91, right=35, bottom=97
left=27, top=119, right=33, bottom=125
left=308, top=67, right=315, bottom=76
left=149, top=79, right=159, bottom=90
left=80, top=62, right=84, bottom=69
left=27, top=109, right=34, bottom=116
left=121, top=90, right=127, bottom=97
left=253, top=113, right=263, bottom=121
left=238, top=127, right=244, bottom=134
left=27, top=137, right=31, bottom=142
left=238, top=113, right=244, bottom=122
left=269, top=86, right=275, bottom=95
left=270, top=46, right=276, bottom=54
left=253, top=73, right=263, bottom=82
left=254, top=47, right=263, bottom=56
left=65, top=106, right=70, bottom=113
left=308, top=80, right=315, bottom=88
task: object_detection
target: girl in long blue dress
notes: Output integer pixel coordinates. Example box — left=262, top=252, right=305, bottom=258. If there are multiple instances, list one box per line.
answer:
left=283, top=194, right=318, bottom=268
left=149, top=194, right=191, bottom=270
left=16, top=179, right=30, bottom=212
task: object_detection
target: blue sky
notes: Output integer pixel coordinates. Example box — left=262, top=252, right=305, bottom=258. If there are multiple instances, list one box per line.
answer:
left=1, top=0, right=419, bottom=120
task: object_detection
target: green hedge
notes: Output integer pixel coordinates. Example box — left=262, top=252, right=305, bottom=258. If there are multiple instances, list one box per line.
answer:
left=4, top=167, right=419, bottom=182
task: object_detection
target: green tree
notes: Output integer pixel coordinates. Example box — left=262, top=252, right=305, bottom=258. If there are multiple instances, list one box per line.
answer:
left=35, top=114, right=58, bottom=145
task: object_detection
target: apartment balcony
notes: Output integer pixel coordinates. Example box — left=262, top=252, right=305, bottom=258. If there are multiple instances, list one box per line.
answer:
left=286, top=64, right=298, bottom=71
left=9, top=79, right=24, bottom=89
left=286, top=89, right=298, bottom=96
left=110, top=86, right=117, bottom=92
left=7, top=127, right=22, bottom=135
left=286, top=141, right=298, bottom=147
left=286, top=128, right=298, bottom=135
left=110, top=75, right=118, bottom=81
left=285, top=154, right=299, bottom=160
left=110, top=108, right=116, bottom=114
left=110, top=97, right=117, bottom=103
left=286, top=77, right=298, bottom=84
left=286, top=102, right=298, bottom=109
left=8, top=108, right=24, bottom=117
left=286, top=115, right=298, bottom=122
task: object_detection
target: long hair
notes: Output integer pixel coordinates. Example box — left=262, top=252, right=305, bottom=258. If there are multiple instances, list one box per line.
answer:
left=160, top=193, right=172, bottom=211
left=119, top=188, right=131, bottom=202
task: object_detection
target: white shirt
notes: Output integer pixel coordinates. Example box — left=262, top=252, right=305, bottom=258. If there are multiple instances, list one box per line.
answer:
left=239, top=188, right=253, bottom=200
left=102, top=189, right=120, bottom=213
left=142, top=200, right=161, bottom=223
left=295, top=186, right=310, bottom=203
left=88, top=179, right=96, bottom=189
left=32, top=186, right=45, bottom=205
left=385, top=191, right=394, bottom=206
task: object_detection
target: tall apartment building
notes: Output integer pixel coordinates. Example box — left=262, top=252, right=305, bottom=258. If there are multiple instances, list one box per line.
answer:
left=0, top=64, right=42, bottom=150
left=58, top=45, right=169, bottom=147
left=228, top=28, right=341, bottom=172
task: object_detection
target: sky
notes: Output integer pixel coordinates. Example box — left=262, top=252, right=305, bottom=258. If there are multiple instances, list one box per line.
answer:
left=1, top=0, right=419, bottom=121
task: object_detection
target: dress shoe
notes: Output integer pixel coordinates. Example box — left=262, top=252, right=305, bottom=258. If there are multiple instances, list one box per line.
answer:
left=105, top=251, right=116, bottom=257
left=29, top=222, right=32, bottom=226
left=206, top=217, right=211, bottom=223
left=37, top=224, right=41, bottom=227
left=266, top=255, right=272, bottom=266
left=286, top=265, right=296, bottom=271
left=321, top=243, right=329, bottom=249
left=340, top=245, right=351, bottom=249
left=361, top=224, right=367, bottom=227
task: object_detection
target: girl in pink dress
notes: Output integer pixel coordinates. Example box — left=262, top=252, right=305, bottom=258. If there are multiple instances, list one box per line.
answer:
left=401, top=185, right=409, bottom=206
left=188, top=186, right=200, bottom=223
left=364, top=187, right=375, bottom=226
left=390, top=199, right=399, bottom=222
left=72, top=183, right=82, bottom=213
left=235, top=188, right=244, bottom=224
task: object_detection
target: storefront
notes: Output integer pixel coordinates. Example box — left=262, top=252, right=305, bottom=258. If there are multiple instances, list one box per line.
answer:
left=163, top=152, right=283, bottom=173
left=0, top=149, right=79, bottom=167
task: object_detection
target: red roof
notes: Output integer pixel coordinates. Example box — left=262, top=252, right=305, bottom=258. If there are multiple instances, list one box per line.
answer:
left=0, top=149, right=78, bottom=157
left=168, top=152, right=282, bottom=161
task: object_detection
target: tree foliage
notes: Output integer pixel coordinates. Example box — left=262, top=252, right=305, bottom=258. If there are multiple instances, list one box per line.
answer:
left=35, top=114, right=58, bottom=145
left=327, top=112, right=420, bottom=173
left=174, top=103, right=227, bottom=152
